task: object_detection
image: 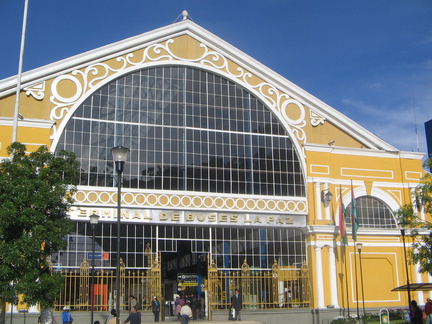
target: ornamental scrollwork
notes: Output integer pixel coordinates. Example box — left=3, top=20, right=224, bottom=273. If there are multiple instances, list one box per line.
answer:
left=24, top=81, right=45, bottom=100
left=310, top=110, right=326, bottom=127
left=50, top=37, right=308, bottom=145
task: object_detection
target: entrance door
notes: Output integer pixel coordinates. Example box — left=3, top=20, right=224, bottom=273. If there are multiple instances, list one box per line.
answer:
left=161, top=240, right=207, bottom=301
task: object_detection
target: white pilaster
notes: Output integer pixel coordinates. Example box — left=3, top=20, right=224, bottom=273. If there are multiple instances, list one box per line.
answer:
left=315, top=182, right=322, bottom=220
left=415, top=262, right=424, bottom=302
left=429, top=274, right=432, bottom=300
left=314, top=245, right=325, bottom=308
left=323, top=182, right=331, bottom=220
left=327, top=245, right=340, bottom=308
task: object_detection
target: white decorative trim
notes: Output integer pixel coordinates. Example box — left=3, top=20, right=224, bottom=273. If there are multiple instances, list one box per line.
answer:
left=310, top=110, right=325, bottom=127
left=73, top=187, right=308, bottom=215
left=0, top=117, right=54, bottom=129
left=340, top=167, right=394, bottom=179
left=310, top=164, right=330, bottom=175
left=405, top=171, right=422, bottom=181
left=303, top=143, right=425, bottom=160
left=49, top=38, right=308, bottom=150
left=342, top=186, right=400, bottom=212
left=24, top=81, right=45, bottom=100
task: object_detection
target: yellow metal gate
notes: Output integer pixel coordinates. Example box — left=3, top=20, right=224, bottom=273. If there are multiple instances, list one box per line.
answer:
left=207, top=258, right=310, bottom=317
left=54, top=245, right=162, bottom=312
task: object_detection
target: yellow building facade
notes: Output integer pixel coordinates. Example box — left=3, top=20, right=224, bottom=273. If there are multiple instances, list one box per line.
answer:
left=0, top=16, right=427, bottom=318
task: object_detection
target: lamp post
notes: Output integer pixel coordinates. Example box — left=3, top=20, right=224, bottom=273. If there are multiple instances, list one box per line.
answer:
left=89, top=214, right=100, bottom=324
left=356, top=243, right=366, bottom=323
left=400, top=225, right=411, bottom=310
left=111, top=146, right=130, bottom=324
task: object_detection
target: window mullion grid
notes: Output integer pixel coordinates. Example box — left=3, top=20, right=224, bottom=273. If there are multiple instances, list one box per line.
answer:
left=205, top=72, right=211, bottom=189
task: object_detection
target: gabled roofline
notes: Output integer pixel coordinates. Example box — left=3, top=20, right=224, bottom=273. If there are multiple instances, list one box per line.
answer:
left=1, top=19, right=399, bottom=152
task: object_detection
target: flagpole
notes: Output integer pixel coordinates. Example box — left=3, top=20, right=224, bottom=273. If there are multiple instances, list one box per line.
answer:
left=343, top=244, right=350, bottom=317
left=12, top=0, right=30, bottom=144
left=339, top=185, right=350, bottom=317
left=353, top=243, right=359, bottom=320
left=350, top=181, right=360, bottom=321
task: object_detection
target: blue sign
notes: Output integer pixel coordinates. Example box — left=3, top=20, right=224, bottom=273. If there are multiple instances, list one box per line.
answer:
left=87, top=252, right=103, bottom=260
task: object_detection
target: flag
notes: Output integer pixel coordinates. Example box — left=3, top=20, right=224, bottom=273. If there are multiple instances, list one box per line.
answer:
left=339, top=186, right=348, bottom=245
left=351, top=182, right=359, bottom=241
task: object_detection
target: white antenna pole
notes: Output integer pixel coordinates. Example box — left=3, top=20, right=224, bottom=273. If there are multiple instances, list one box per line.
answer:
left=12, top=0, right=30, bottom=144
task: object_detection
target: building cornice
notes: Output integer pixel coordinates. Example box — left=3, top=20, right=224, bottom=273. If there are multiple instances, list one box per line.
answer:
left=0, top=117, right=54, bottom=129
left=303, top=143, right=425, bottom=160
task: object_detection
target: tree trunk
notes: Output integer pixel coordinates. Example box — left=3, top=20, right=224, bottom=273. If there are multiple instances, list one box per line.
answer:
left=40, top=308, right=53, bottom=324
left=0, top=301, right=6, bottom=324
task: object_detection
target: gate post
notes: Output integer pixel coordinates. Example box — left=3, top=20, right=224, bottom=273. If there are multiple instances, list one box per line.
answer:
left=241, top=260, right=250, bottom=308
left=207, top=259, right=218, bottom=321
left=271, top=260, right=281, bottom=308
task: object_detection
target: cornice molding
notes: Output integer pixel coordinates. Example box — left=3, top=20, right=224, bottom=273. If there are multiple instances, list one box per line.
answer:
left=0, top=117, right=54, bottom=129
left=303, top=143, right=425, bottom=159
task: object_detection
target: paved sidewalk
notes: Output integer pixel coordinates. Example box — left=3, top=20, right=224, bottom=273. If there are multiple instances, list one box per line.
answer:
left=158, top=318, right=263, bottom=324
left=153, top=322, right=263, bottom=324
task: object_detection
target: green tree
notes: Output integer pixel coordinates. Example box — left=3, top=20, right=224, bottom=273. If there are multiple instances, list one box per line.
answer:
left=397, top=158, right=432, bottom=275
left=0, top=142, right=79, bottom=323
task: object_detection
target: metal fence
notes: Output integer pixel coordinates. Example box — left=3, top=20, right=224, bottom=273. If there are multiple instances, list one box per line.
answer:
left=207, top=259, right=310, bottom=313
left=54, top=253, right=161, bottom=312
left=54, top=255, right=309, bottom=313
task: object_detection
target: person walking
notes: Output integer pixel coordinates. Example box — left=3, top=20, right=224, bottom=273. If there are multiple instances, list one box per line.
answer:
left=128, top=295, right=137, bottom=312
left=61, top=307, right=73, bottom=324
left=180, top=303, right=192, bottom=324
left=175, top=294, right=186, bottom=319
left=410, top=300, right=423, bottom=324
left=151, top=296, right=161, bottom=322
left=189, top=293, right=197, bottom=320
left=199, top=293, right=205, bottom=319
left=231, top=289, right=242, bottom=321
left=426, top=298, right=432, bottom=324
left=107, top=309, right=124, bottom=324
left=124, top=306, right=141, bottom=324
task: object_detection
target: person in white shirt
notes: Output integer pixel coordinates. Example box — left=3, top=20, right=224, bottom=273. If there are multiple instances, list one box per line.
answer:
left=180, top=303, right=192, bottom=324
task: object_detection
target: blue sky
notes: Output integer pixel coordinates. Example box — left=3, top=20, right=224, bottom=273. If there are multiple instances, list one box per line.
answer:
left=1, top=1, right=431, bottom=154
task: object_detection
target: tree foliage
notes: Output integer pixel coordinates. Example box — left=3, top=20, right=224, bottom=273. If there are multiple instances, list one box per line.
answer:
left=397, top=158, right=432, bottom=275
left=0, top=142, right=79, bottom=308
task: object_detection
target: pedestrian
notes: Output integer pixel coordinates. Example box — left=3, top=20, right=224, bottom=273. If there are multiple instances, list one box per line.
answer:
left=199, top=293, right=205, bottom=318
left=152, top=296, right=161, bottom=322
left=410, top=300, right=423, bottom=324
left=426, top=298, right=432, bottom=324
left=129, top=295, right=137, bottom=312
left=142, top=296, right=148, bottom=310
left=61, top=306, right=73, bottom=324
left=107, top=309, right=124, bottom=324
left=180, top=303, right=192, bottom=324
left=124, top=306, right=141, bottom=324
left=189, top=292, right=197, bottom=320
left=175, top=294, right=185, bottom=319
left=231, top=289, right=242, bottom=321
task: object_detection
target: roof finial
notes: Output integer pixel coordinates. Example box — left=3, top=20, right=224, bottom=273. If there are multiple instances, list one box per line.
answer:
left=182, top=10, right=189, bottom=20
left=173, top=10, right=193, bottom=23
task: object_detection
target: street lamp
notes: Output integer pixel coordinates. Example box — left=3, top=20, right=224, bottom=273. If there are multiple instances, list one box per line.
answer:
left=356, top=243, right=366, bottom=323
left=399, top=224, right=411, bottom=310
left=89, top=214, right=100, bottom=324
left=111, top=146, right=129, bottom=324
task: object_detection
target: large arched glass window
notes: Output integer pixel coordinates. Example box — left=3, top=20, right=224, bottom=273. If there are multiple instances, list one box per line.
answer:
left=345, top=196, right=397, bottom=229
left=55, top=66, right=305, bottom=197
